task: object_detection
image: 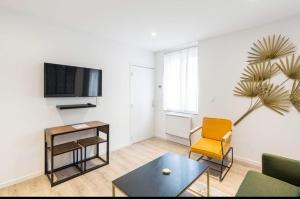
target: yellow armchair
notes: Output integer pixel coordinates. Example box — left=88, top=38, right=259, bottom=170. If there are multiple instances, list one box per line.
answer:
left=189, top=117, right=233, bottom=181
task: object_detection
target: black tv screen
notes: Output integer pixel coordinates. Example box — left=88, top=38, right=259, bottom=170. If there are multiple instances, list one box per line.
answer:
left=44, top=63, right=102, bottom=97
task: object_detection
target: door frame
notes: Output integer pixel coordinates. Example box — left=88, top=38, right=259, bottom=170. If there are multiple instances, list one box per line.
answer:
left=129, top=64, right=155, bottom=144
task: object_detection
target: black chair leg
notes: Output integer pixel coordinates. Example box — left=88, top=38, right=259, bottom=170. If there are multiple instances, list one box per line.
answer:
left=231, top=148, right=234, bottom=165
left=220, top=147, right=234, bottom=181
left=193, top=148, right=234, bottom=181
left=76, top=149, right=78, bottom=164
left=220, top=159, right=224, bottom=181
left=77, top=148, right=83, bottom=172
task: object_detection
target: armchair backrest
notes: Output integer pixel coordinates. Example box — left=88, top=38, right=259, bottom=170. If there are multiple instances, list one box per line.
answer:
left=202, top=117, right=232, bottom=141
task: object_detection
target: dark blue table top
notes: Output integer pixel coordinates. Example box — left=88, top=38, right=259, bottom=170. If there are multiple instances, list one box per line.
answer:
left=112, top=152, right=209, bottom=197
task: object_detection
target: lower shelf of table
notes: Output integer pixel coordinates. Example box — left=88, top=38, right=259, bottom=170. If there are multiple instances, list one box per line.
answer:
left=46, top=155, right=108, bottom=186
left=83, top=155, right=108, bottom=173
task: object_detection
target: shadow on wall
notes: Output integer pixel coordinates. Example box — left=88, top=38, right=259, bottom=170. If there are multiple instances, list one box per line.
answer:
left=45, top=97, right=98, bottom=124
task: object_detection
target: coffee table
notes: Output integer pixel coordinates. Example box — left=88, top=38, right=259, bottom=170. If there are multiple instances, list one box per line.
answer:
left=112, top=152, right=210, bottom=197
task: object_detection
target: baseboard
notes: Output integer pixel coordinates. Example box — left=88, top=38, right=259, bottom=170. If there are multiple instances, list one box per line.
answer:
left=110, top=142, right=131, bottom=152
left=234, top=156, right=261, bottom=170
left=154, top=134, right=166, bottom=140
left=165, top=134, right=189, bottom=146
left=0, top=170, right=44, bottom=190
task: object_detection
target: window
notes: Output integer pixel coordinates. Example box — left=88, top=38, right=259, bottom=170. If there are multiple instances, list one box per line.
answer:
left=163, top=47, right=199, bottom=114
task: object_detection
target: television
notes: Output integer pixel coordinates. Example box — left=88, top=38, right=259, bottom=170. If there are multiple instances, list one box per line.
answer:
left=44, top=63, right=102, bottom=97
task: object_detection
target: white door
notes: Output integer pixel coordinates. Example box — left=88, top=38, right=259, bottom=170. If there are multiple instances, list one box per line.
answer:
left=130, top=65, right=155, bottom=143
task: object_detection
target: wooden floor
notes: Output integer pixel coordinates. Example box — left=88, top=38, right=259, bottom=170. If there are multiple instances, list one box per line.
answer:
left=0, top=138, right=259, bottom=196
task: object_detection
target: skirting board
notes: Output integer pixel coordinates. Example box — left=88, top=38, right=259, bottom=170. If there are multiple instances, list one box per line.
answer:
left=165, top=133, right=190, bottom=146
left=0, top=170, right=44, bottom=190
left=233, top=156, right=261, bottom=170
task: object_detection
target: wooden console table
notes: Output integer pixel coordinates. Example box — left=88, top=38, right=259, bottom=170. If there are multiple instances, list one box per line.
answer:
left=44, top=121, right=109, bottom=187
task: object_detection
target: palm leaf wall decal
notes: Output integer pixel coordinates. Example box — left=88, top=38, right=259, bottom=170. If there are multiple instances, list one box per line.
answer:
left=247, top=35, right=296, bottom=64
left=290, top=81, right=300, bottom=112
left=234, top=81, right=262, bottom=97
left=241, top=61, right=278, bottom=81
left=277, top=54, right=300, bottom=80
left=258, top=83, right=290, bottom=115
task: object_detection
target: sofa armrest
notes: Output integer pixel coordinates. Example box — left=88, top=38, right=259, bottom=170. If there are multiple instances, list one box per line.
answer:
left=262, top=153, right=300, bottom=186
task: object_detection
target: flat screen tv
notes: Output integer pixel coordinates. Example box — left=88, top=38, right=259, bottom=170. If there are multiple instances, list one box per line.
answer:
left=44, top=63, right=102, bottom=97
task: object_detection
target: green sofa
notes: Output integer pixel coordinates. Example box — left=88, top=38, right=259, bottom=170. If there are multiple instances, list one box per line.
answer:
left=236, top=153, right=300, bottom=197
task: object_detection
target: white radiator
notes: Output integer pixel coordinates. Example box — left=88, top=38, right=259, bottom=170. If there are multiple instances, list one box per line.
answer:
left=165, top=113, right=192, bottom=139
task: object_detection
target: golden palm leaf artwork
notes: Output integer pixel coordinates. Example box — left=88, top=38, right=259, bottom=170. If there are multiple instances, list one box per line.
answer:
left=234, top=35, right=299, bottom=126
left=247, top=35, right=296, bottom=64
left=234, top=81, right=261, bottom=97
left=290, top=81, right=300, bottom=112
left=241, top=62, right=278, bottom=81
left=258, top=83, right=290, bottom=115
left=277, top=54, right=300, bottom=80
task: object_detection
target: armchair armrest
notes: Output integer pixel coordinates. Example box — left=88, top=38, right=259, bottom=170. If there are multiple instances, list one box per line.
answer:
left=262, top=153, right=300, bottom=186
left=190, top=126, right=202, bottom=135
left=189, top=126, right=202, bottom=146
left=220, top=131, right=232, bottom=156
left=222, top=131, right=232, bottom=143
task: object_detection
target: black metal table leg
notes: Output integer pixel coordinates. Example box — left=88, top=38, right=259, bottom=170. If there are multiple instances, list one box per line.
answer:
left=50, top=136, right=54, bottom=187
left=44, top=132, right=48, bottom=175
left=73, top=150, right=75, bottom=165
left=96, top=129, right=99, bottom=158
left=84, top=146, right=87, bottom=171
left=107, top=127, right=109, bottom=164
left=76, top=149, right=78, bottom=164
left=80, top=148, right=83, bottom=171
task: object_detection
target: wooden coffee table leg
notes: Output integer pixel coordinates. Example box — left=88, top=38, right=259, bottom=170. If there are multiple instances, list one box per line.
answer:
left=186, top=168, right=210, bottom=197
left=207, top=168, right=210, bottom=197
left=112, top=184, right=115, bottom=197
left=112, top=184, right=129, bottom=197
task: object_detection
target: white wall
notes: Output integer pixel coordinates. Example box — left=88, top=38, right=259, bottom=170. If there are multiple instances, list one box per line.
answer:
left=0, top=9, right=153, bottom=188
left=155, top=17, right=300, bottom=166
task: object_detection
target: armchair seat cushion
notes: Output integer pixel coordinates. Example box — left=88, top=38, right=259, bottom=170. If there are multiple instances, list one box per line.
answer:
left=236, top=171, right=298, bottom=197
left=191, top=138, right=230, bottom=160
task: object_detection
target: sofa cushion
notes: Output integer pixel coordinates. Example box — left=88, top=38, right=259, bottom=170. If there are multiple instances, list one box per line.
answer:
left=297, top=187, right=300, bottom=196
left=236, top=171, right=298, bottom=197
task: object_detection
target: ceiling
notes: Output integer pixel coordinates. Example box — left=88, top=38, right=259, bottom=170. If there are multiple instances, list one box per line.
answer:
left=1, top=0, right=300, bottom=52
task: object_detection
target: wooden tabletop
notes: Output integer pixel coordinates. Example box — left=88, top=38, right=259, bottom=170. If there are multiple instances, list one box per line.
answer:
left=45, top=121, right=108, bottom=136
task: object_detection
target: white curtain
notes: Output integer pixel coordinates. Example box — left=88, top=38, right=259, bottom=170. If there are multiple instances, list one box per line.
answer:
left=163, top=47, right=199, bottom=114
